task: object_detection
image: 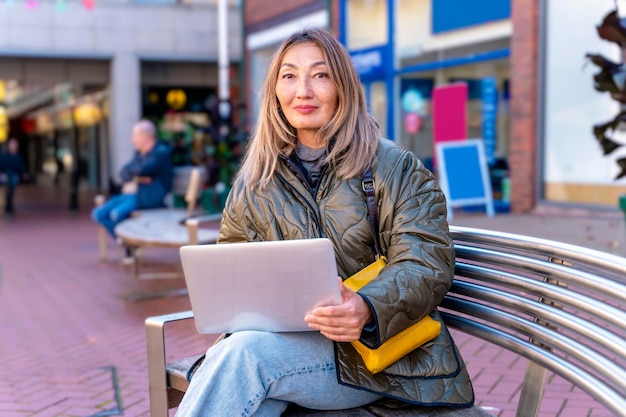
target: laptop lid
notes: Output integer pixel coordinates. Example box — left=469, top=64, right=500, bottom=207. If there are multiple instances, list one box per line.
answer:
left=180, top=238, right=342, bottom=334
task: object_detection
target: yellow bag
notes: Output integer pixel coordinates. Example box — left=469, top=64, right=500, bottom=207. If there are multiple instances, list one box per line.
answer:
left=343, top=256, right=442, bottom=374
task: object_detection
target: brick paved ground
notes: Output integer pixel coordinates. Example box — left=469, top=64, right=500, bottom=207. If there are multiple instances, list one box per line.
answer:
left=0, top=184, right=622, bottom=417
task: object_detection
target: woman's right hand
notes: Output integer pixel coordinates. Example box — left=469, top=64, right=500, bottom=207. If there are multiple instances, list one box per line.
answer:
left=304, top=278, right=373, bottom=342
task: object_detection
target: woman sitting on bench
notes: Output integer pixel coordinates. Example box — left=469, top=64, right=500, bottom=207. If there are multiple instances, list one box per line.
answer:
left=176, top=28, right=474, bottom=416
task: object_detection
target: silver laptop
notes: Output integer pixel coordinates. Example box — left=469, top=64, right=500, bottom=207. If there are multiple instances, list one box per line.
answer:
left=180, top=238, right=342, bottom=334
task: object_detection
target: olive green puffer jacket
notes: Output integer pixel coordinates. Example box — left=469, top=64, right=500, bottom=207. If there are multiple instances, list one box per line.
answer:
left=218, top=138, right=474, bottom=407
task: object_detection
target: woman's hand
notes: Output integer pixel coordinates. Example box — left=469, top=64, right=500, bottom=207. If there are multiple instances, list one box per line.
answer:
left=304, top=277, right=373, bottom=342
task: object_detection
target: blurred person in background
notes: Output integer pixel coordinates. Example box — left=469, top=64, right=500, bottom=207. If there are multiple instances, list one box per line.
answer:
left=0, top=138, right=28, bottom=217
left=91, top=119, right=173, bottom=238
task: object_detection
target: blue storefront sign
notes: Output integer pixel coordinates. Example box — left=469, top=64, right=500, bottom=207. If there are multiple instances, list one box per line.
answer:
left=481, top=77, right=498, bottom=165
left=350, top=45, right=387, bottom=81
left=432, top=0, right=511, bottom=33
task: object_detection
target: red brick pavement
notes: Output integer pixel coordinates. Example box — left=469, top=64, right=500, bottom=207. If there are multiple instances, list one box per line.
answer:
left=0, top=185, right=621, bottom=416
left=0, top=186, right=215, bottom=417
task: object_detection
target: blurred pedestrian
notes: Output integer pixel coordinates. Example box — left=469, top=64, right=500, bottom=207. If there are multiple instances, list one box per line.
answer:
left=0, top=138, right=28, bottom=217
left=91, top=120, right=173, bottom=238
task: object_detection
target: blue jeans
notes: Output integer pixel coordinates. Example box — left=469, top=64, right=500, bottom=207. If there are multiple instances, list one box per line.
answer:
left=176, top=331, right=382, bottom=417
left=4, top=174, right=19, bottom=214
left=91, top=194, right=137, bottom=238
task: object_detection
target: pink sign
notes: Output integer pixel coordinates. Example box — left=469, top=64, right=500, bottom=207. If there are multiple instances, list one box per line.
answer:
left=432, top=83, right=468, bottom=144
left=432, top=83, right=468, bottom=167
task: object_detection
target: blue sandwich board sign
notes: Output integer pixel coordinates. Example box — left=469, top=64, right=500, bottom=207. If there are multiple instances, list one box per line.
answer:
left=435, top=139, right=495, bottom=220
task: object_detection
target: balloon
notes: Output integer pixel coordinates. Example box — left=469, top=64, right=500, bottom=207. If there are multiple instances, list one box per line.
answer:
left=55, top=0, right=67, bottom=11
left=82, top=0, right=95, bottom=10
left=401, top=88, right=425, bottom=115
left=404, top=113, right=421, bottom=134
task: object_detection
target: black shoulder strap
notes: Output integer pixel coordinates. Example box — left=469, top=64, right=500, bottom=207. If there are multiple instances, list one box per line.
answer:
left=362, top=167, right=382, bottom=258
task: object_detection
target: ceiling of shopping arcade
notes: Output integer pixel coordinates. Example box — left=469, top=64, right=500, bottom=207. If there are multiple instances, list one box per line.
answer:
left=0, top=58, right=110, bottom=141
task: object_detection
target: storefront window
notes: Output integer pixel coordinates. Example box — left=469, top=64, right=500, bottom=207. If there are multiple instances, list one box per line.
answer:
left=397, top=59, right=510, bottom=164
left=368, top=82, right=387, bottom=135
left=542, top=0, right=623, bottom=207
left=346, top=0, right=388, bottom=50
left=397, top=78, right=433, bottom=161
left=395, top=0, right=430, bottom=60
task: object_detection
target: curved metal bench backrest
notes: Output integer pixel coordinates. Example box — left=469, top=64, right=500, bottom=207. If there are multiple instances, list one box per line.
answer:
left=447, top=226, right=626, bottom=417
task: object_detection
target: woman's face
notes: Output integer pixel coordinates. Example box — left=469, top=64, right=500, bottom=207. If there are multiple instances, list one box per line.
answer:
left=275, top=42, right=338, bottom=146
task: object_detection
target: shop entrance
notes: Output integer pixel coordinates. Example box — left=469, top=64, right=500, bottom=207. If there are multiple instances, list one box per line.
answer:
left=0, top=57, right=110, bottom=213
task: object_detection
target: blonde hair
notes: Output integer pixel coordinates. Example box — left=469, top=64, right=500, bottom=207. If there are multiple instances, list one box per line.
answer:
left=238, top=27, right=381, bottom=189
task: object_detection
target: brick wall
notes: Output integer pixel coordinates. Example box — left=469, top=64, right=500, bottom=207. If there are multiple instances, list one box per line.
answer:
left=509, top=0, right=539, bottom=213
left=329, top=0, right=340, bottom=36
left=244, top=0, right=322, bottom=29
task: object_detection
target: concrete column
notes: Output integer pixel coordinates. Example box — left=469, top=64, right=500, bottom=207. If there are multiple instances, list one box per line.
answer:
left=109, top=53, right=140, bottom=185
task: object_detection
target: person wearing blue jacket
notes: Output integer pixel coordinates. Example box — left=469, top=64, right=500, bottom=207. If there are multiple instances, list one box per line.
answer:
left=0, top=138, right=28, bottom=217
left=92, top=119, right=173, bottom=238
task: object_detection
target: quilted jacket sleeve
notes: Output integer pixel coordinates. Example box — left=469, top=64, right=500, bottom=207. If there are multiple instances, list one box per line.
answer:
left=357, top=145, right=454, bottom=348
left=217, top=178, right=259, bottom=244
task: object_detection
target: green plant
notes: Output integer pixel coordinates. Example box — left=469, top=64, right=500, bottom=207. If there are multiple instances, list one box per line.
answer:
left=587, top=8, right=626, bottom=178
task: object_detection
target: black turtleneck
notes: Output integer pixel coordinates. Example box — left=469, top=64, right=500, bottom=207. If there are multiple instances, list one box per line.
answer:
left=294, top=142, right=326, bottom=194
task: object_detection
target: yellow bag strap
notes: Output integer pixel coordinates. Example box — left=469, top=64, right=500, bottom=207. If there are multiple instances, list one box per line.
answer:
left=343, top=256, right=387, bottom=292
left=342, top=167, right=386, bottom=292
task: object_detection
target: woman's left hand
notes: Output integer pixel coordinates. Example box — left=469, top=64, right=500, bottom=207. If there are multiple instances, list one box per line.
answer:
left=304, top=277, right=373, bottom=342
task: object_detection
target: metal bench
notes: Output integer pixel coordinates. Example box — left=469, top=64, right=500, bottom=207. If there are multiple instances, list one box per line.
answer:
left=145, top=226, right=626, bottom=417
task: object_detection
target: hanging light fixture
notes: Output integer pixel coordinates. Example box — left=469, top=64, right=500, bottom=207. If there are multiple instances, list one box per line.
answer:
left=0, top=105, right=8, bottom=143
left=73, top=102, right=102, bottom=127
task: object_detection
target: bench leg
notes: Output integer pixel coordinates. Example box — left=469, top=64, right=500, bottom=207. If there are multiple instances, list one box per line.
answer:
left=129, top=246, right=185, bottom=281
left=516, top=268, right=568, bottom=417
left=186, top=219, right=199, bottom=245
left=146, top=312, right=193, bottom=417
left=146, top=323, right=169, bottom=417
left=131, top=246, right=140, bottom=278
left=94, top=195, right=108, bottom=261
left=98, top=226, right=108, bottom=261
left=516, top=362, right=547, bottom=417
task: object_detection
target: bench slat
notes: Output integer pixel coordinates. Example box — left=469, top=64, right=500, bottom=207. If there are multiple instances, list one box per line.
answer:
left=167, top=355, right=203, bottom=392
